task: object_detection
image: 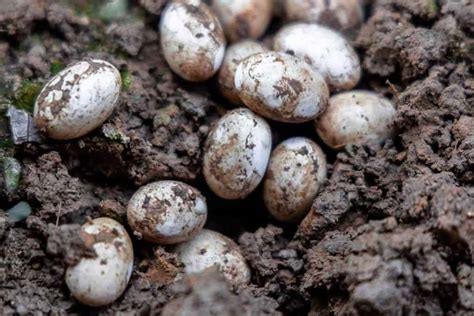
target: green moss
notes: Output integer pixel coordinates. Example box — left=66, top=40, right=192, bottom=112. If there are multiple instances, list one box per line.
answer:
left=120, top=69, right=131, bottom=91
left=50, top=60, right=65, bottom=75
left=99, top=0, right=128, bottom=21
left=0, top=139, right=13, bottom=149
left=426, top=0, right=439, bottom=17
left=3, top=157, right=21, bottom=194
left=12, top=80, right=42, bottom=113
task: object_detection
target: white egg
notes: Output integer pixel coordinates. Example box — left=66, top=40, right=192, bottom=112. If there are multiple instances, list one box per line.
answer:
left=263, top=137, right=327, bottom=223
left=174, top=229, right=251, bottom=286
left=217, top=40, right=267, bottom=105
left=210, top=0, right=273, bottom=42
left=65, top=217, right=134, bottom=307
left=127, top=180, right=207, bottom=245
left=284, top=0, right=363, bottom=31
left=316, top=90, right=397, bottom=149
left=33, top=59, right=121, bottom=140
left=234, top=51, right=329, bottom=122
left=274, top=23, right=361, bottom=91
left=160, top=0, right=226, bottom=82
left=203, top=108, right=272, bottom=199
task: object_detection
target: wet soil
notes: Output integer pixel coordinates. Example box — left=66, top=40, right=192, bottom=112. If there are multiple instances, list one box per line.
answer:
left=1, top=0, right=473, bottom=315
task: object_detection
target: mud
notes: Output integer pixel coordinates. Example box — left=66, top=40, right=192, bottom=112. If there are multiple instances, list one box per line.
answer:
left=1, top=0, right=473, bottom=315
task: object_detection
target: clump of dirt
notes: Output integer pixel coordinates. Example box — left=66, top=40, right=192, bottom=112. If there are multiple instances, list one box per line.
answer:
left=1, top=0, right=473, bottom=315
left=21, top=152, right=97, bottom=221
left=162, top=268, right=280, bottom=316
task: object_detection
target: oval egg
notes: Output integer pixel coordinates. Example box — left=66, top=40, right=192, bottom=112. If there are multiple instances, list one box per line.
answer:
left=210, top=0, right=273, bottom=42
left=174, top=229, right=251, bottom=286
left=263, top=137, right=327, bottom=223
left=234, top=51, right=329, bottom=123
left=316, top=90, right=397, bottom=149
left=127, top=180, right=207, bottom=245
left=217, top=40, right=267, bottom=105
left=274, top=23, right=361, bottom=91
left=65, top=217, right=133, bottom=307
left=34, top=59, right=121, bottom=140
left=203, top=108, right=272, bottom=199
left=284, top=0, right=363, bottom=31
left=160, top=0, right=226, bottom=82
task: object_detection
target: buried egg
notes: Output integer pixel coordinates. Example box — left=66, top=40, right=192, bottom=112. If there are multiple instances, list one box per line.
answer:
left=263, top=137, right=327, bottom=223
left=235, top=51, right=329, bottom=122
left=174, top=229, right=251, bottom=286
left=316, top=90, right=397, bottom=149
left=160, top=0, right=226, bottom=82
left=33, top=59, right=121, bottom=140
left=217, top=40, right=267, bottom=105
left=284, top=0, right=363, bottom=31
left=127, top=180, right=207, bottom=244
left=209, top=0, right=273, bottom=42
left=203, top=108, right=272, bottom=199
left=65, top=217, right=133, bottom=307
left=274, top=23, right=361, bottom=91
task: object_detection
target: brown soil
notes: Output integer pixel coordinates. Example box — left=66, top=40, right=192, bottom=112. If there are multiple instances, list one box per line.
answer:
left=1, top=0, right=473, bottom=315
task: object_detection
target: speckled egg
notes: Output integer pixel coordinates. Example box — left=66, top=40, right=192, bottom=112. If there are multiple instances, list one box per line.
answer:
left=33, top=59, right=121, bottom=140
left=217, top=40, right=267, bottom=105
left=127, top=180, right=207, bottom=244
left=203, top=108, right=272, bottom=199
left=316, top=90, right=397, bottom=149
left=174, top=229, right=251, bottom=286
left=160, top=0, right=226, bottom=82
left=284, top=0, right=363, bottom=31
left=274, top=23, right=361, bottom=91
left=263, top=137, right=327, bottom=223
left=65, top=217, right=133, bottom=307
left=234, top=51, right=329, bottom=122
left=210, top=0, right=273, bottom=42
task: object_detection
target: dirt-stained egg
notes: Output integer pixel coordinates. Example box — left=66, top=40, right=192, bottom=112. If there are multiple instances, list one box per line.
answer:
left=33, top=59, right=121, bottom=140
left=284, top=0, right=363, bottom=31
left=65, top=217, right=133, bottom=307
left=160, top=0, right=226, bottom=82
left=217, top=40, right=267, bottom=105
left=316, top=90, right=397, bottom=149
left=174, top=229, right=251, bottom=286
left=234, top=51, right=329, bottom=122
left=127, top=180, right=207, bottom=244
left=263, top=137, right=327, bottom=223
left=210, top=0, right=272, bottom=42
left=203, top=108, right=272, bottom=199
left=274, top=23, right=361, bottom=91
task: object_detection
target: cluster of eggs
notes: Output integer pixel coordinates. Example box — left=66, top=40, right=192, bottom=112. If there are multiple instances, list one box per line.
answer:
left=32, top=0, right=397, bottom=307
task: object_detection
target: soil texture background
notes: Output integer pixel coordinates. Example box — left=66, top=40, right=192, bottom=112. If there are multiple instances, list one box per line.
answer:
left=0, top=0, right=473, bottom=315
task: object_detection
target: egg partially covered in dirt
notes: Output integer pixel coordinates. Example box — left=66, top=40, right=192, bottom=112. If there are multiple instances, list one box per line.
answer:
left=210, top=0, right=273, bottom=42
left=263, top=137, right=327, bottom=223
left=316, top=90, right=397, bottom=149
left=284, top=0, right=364, bottom=31
left=217, top=40, right=267, bottom=105
left=274, top=23, right=361, bottom=91
left=174, top=229, right=251, bottom=286
left=160, top=0, right=226, bottom=82
left=127, top=180, right=207, bottom=245
left=203, top=108, right=272, bottom=199
left=33, top=59, right=121, bottom=140
left=234, top=51, right=329, bottom=122
left=65, top=217, right=133, bottom=307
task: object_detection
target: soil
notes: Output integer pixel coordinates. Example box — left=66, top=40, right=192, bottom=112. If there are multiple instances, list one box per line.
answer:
left=1, top=0, right=473, bottom=315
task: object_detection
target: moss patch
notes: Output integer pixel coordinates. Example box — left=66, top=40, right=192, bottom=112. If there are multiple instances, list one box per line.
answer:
left=120, top=69, right=131, bottom=91
left=50, top=60, right=65, bottom=75
left=12, top=80, right=42, bottom=113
